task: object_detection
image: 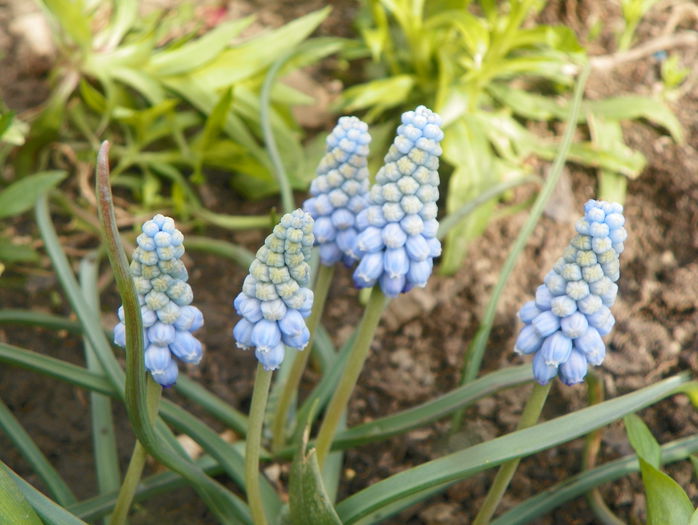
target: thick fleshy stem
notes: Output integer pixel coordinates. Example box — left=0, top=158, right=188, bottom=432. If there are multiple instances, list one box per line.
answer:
left=314, top=287, right=389, bottom=467
left=108, top=377, right=161, bottom=525
left=271, top=264, right=335, bottom=452
left=472, top=382, right=552, bottom=525
left=245, top=364, right=273, bottom=525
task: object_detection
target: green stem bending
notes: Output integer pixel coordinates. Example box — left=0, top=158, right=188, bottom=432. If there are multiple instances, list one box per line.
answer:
left=314, top=287, right=388, bottom=467
left=472, top=381, right=552, bottom=525
left=95, top=141, right=245, bottom=523
left=271, top=264, right=335, bottom=452
left=109, top=378, right=162, bottom=525
left=245, top=365, right=273, bottom=525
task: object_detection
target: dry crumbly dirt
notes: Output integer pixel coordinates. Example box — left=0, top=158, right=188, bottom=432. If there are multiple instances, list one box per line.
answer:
left=1, top=1, right=698, bottom=524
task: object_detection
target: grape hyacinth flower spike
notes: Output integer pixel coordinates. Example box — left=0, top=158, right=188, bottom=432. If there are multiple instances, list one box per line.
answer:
left=515, top=200, right=627, bottom=385
left=353, top=105, right=444, bottom=297
left=113, top=214, right=204, bottom=387
left=303, top=116, right=371, bottom=266
left=233, top=209, right=314, bottom=371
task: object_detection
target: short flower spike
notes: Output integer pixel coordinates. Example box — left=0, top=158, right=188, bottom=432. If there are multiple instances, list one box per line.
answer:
left=515, top=200, right=626, bottom=385
left=353, top=106, right=444, bottom=297
left=233, top=209, right=314, bottom=371
left=303, top=116, right=371, bottom=266
left=114, top=214, right=204, bottom=387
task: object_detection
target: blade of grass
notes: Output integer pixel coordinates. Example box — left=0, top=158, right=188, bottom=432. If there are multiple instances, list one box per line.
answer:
left=0, top=309, right=250, bottom=437
left=0, top=341, right=279, bottom=517
left=1, top=462, right=88, bottom=525
left=79, top=254, right=121, bottom=519
left=335, top=374, right=695, bottom=524
left=452, top=62, right=592, bottom=430
left=0, top=398, right=77, bottom=505
left=185, top=235, right=255, bottom=268
left=260, top=52, right=295, bottom=214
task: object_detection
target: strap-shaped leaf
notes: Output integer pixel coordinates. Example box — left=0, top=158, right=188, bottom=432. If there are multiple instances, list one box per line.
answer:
left=336, top=374, right=696, bottom=524
left=0, top=463, right=43, bottom=525
left=0, top=171, right=66, bottom=219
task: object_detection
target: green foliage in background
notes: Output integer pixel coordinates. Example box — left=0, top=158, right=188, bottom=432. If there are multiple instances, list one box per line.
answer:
left=343, top=0, right=682, bottom=274
left=15, top=1, right=347, bottom=212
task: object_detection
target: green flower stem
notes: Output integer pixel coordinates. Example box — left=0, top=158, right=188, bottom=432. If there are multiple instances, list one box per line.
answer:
left=109, top=377, right=162, bottom=525
left=245, top=364, right=273, bottom=525
left=472, top=381, right=552, bottom=525
left=583, top=373, right=625, bottom=525
left=598, top=172, right=627, bottom=205
left=314, top=287, right=388, bottom=467
left=271, top=264, right=335, bottom=452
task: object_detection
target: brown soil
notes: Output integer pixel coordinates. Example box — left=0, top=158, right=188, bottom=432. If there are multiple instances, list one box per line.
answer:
left=1, top=1, right=698, bottom=524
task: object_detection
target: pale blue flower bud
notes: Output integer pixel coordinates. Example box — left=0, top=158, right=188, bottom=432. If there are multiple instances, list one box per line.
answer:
left=113, top=322, right=125, bottom=347
left=514, top=200, right=624, bottom=385
left=114, top=215, right=205, bottom=387
left=515, top=325, right=543, bottom=354
left=559, top=350, right=588, bottom=385
left=169, top=331, right=203, bottom=364
left=256, top=343, right=285, bottom=371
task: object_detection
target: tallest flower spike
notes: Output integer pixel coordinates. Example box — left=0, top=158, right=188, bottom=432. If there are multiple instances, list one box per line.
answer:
left=353, top=106, right=444, bottom=297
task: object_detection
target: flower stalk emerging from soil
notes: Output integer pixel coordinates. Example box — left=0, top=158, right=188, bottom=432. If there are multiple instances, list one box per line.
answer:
left=473, top=199, right=626, bottom=525
left=233, top=209, right=314, bottom=524
left=314, top=106, right=443, bottom=467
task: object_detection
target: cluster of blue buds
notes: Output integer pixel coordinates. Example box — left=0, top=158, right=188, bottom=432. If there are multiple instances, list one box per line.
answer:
left=114, top=214, right=204, bottom=387
left=352, top=106, right=444, bottom=297
left=303, top=116, right=371, bottom=266
left=233, top=210, right=315, bottom=371
left=515, top=200, right=627, bottom=385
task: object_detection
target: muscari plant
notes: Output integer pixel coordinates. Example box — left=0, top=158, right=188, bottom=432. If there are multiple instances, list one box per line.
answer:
left=2, top=88, right=698, bottom=525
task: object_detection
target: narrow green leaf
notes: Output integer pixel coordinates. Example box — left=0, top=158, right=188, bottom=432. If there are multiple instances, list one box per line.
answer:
left=39, top=0, right=92, bottom=50
left=336, top=374, right=693, bottom=524
left=149, top=17, right=255, bottom=76
left=102, top=0, right=138, bottom=49
left=0, top=462, right=45, bottom=525
left=0, top=398, right=77, bottom=506
left=640, top=457, right=694, bottom=525
left=690, top=455, right=698, bottom=478
left=289, top=426, right=342, bottom=524
left=332, top=365, right=532, bottom=450
left=588, top=114, right=646, bottom=180
left=624, top=414, right=661, bottom=468
left=0, top=171, right=66, bottom=219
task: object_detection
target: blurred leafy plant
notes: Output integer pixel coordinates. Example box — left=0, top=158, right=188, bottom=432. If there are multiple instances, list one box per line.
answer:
left=17, top=1, right=345, bottom=211
left=341, top=0, right=682, bottom=274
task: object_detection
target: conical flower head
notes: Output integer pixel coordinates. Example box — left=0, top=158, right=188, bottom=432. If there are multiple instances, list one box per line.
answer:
left=233, top=209, right=315, bottom=371
left=353, top=105, right=444, bottom=297
left=515, top=200, right=626, bottom=385
left=303, top=116, right=371, bottom=266
left=114, top=214, right=204, bottom=387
